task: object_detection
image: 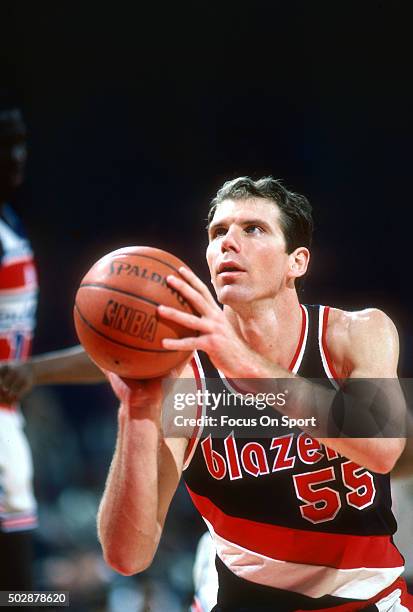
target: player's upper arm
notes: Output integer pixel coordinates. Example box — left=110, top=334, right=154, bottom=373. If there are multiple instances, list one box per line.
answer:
left=328, top=308, right=405, bottom=470
left=326, top=308, right=399, bottom=379
left=342, top=308, right=399, bottom=378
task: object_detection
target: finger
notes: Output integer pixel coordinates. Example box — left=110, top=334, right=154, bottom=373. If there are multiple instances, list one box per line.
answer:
left=4, top=371, right=27, bottom=392
left=4, top=382, right=23, bottom=399
left=99, top=367, right=113, bottom=380
left=167, top=274, right=214, bottom=317
left=0, top=383, right=13, bottom=399
left=8, top=376, right=31, bottom=398
left=178, top=266, right=217, bottom=305
left=162, top=337, right=201, bottom=352
left=105, top=370, right=126, bottom=388
left=0, top=370, right=17, bottom=389
left=158, top=305, right=209, bottom=332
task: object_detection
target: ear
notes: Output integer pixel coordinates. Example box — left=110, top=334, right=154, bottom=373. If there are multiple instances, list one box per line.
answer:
left=288, top=247, right=310, bottom=280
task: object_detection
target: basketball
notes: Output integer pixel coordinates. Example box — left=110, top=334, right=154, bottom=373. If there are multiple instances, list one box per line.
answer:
left=73, top=246, right=196, bottom=378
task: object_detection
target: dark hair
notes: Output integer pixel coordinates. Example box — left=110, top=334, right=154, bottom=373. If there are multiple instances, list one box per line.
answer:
left=208, top=176, right=313, bottom=253
left=0, top=90, right=24, bottom=131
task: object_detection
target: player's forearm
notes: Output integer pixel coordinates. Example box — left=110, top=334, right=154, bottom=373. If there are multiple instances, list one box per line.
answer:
left=97, top=403, right=162, bottom=575
left=247, top=367, right=405, bottom=473
left=305, top=378, right=404, bottom=472
left=30, top=345, right=105, bottom=385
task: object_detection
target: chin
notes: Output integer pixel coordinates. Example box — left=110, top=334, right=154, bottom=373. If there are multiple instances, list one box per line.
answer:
left=217, top=286, right=252, bottom=306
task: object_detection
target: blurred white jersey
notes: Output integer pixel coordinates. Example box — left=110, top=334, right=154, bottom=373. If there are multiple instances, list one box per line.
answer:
left=191, top=532, right=218, bottom=612
left=0, top=204, right=38, bottom=532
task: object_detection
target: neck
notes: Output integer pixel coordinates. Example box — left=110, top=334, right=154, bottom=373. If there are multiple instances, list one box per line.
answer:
left=224, top=288, right=303, bottom=369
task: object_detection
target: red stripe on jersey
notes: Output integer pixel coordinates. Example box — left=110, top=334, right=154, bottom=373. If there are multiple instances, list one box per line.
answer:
left=288, top=304, right=306, bottom=371
left=0, top=335, right=33, bottom=360
left=186, top=486, right=404, bottom=570
left=183, top=356, right=203, bottom=464
left=0, top=258, right=37, bottom=290
left=321, top=306, right=340, bottom=382
left=1, top=512, right=38, bottom=532
left=190, top=596, right=205, bottom=612
left=2, top=516, right=37, bottom=527
left=295, top=577, right=413, bottom=611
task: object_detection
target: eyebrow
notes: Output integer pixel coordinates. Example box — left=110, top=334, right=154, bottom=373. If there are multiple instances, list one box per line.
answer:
left=208, top=218, right=273, bottom=234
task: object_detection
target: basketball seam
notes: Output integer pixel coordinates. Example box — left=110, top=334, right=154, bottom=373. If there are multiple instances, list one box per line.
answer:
left=106, top=253, right=183, bottom=274
left=79, top=283, right=162, bottom=307
left=74, top=303, right=180, bottom=354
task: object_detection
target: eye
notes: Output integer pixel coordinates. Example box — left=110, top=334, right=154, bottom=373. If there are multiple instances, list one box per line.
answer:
left=211, top=226, right=227, bottom=239
left=244, top=224, right=263, bottom=235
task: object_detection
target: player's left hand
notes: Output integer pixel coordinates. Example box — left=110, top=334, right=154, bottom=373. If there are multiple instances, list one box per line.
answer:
left=158, top=267, right=268, bottom=380
left=0, top=362, right=35, bottom=404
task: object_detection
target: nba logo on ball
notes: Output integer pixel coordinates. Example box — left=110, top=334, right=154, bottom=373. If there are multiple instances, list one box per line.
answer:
left=101, top=299, right=158, bottom=342
left=73, top=246, right=195, bottom=378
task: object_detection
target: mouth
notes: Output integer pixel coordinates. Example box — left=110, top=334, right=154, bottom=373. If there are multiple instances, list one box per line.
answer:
left=217, top=262, right=246, bottom=276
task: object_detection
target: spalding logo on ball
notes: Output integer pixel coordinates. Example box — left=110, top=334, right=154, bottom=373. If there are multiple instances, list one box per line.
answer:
left=73, top=246, right=196, bottom=378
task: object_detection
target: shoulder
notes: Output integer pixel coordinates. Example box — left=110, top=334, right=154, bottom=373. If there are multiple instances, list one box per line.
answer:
left=325, top=307, right=399, bottom=377
left=327, top=306, right=398, bottom=339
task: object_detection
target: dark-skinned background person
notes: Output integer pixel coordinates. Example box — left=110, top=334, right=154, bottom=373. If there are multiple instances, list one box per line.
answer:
left=0, top=95, right=105, bottom=596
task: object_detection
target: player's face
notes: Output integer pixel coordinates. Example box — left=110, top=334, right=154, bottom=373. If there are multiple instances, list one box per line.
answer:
left=0, top=110, right=28, bottom=200
left=206, top=197, right=292, bottom=306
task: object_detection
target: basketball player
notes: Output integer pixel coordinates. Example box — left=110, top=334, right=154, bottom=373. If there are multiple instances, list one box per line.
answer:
left=98, top=177, right=411, bottom=610
left=0, top=100, right=104, bottom=593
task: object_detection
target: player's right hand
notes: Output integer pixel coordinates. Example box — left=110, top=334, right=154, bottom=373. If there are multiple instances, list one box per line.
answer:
left=103, top=370, right=165, bottom=410
left=0, top=362, right=35, bottom=404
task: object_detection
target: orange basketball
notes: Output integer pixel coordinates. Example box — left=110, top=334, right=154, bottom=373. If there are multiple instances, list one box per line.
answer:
left=73, top=246, right=195, bottom=378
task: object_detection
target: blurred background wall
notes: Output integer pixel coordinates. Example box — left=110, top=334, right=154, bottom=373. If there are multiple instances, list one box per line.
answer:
left=1, top=1, right=412, bottom=610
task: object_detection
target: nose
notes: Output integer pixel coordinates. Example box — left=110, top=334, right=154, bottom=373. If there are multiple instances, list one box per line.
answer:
left=221, top=226, right=240, bottom=253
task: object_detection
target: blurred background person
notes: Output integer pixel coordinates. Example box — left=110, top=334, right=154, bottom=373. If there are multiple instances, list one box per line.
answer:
left=0, top=94, right=104, bottom=595
left=0, top=96, right=38, bottom=592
